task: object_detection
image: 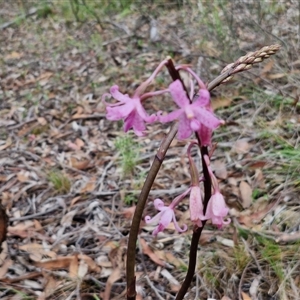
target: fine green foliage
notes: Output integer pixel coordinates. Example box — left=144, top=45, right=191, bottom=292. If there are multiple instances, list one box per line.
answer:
left=256, top=236, right=285, bottom=282
left=115, top=134, right=139, bottom=177
left=48, top=170, right=71, bottom=194
left=233, top=244, right=251, bottom=272
left=56, top=0, right=136, bottom=23
left=124, top=194, right=137, bottom=205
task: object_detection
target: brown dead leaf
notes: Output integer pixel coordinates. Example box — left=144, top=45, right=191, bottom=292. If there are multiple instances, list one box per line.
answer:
left=69, top=254, right=79, bottom=278
left=260, top=59, right=274, bottom=75
left=70, top=196, right=82, bottom=207
left=78, top=254, right=101, bottom=273
left=70, top=158, right=91, bottom=170
left=71, top=113, right=91, bottom=120
left=232, top=139, right=252, bottom=154
left=17, top=171, right=29, bottom=182
left=0, top=175, right=9, bottom=182
left=121, top=206, right=136, bottom=219
left=5, top=51, right=22, bottom=59
left=241, top=292, right=252, bottom=300
left=60, top=209, right=77, bottom=226
left=67, top=141, right=81, bottom=150
left=213, top=160, right=228, bottom=180
left=78, top=259, right=89, bottom=278
left=253, top=169, right=266, bottom=189
left=75, top=138, right=85, bottom=149
left=163, top=252, right=187, bottom=268
left=247, top=161, right=267, bottom=169
left=34, top=257, right=73, bottom=270
left=80, top=181, right=96, bottom=193
left=211, top=96, right=233, bottom=110
left=199, top=231, right=216, bottom=245
left=267, top=73, right=286, bottom=79
left=0, top=137, right=12, bottom=151
left=238, top=198, right=280, bottom=226
left=19, top=243, right=56, bottom=262
left=8, top=221, right=36, bottom=238
left=37, top=72, right=53, bottom=86
left=102, top=268, right=122, bottom=300
left=140, top=238, right=166, bottom=267
left=0, top=258, right=13, bottom=278
left=239, top=181, right=253, bottom=208
left=42, top=275, right=59, bottom=298
left=34, top=220, right=43, bottom=231
left=37, top=117, right=47, bottom=126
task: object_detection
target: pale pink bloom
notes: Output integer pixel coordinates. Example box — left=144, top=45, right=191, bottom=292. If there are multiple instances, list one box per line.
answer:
left=201, top=155, right=231, bottom=228
left=159, top=80, right=223, bottom=140
left=102, top=85, right=156, bottom=136
left=145, top=198, right=187, bottom=236
left=202, top=191, right=230, bottom=229
left=189, top=186, right=204, bottom=227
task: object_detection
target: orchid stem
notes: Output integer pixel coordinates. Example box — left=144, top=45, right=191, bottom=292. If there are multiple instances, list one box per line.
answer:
left=175, top=145, right=211, bottom=300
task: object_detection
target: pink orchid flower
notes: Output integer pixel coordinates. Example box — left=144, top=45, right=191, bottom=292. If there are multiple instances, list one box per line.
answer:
left=201, top=155, right=231, bottom=228
left=103, top=59, right=169, bottom=136
left=159, top=80, right=224, bottom=140
left=187, top=143, right=205, bottom=227
left=102, top=85, right=157, bottom=136
left=203, top=191, right=230, bottom=229
left=145, top=193, right=189, bottom=236
left=189, top=185, right=204, bottom=227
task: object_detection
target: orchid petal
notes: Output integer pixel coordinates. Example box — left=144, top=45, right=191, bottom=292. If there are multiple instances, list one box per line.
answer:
left=189, top=186, right=204, bottom=227
left=145, top=211, right=163, bottom=224
left=194, top=89, right=210, bottom=106
left=109, top=85, right=130, bottom=103
left=192, top=106, right=222, bottom=129
left=135, top=101, right=157, bottom=123
left=146, top=197, right=187, bottom=236
left=177, top=115, right=193, bottom=140
left=103, top=84, right=159, bottom=136
left=124, top=110, right=145, bottom=136
left=154, top=199, right=167, bottom=211
left=106, top=101, right=135, bottom=120
left=202, top=192, right=230, bottom=229
left=198, top=125, right=213, bottom=146
left=159, top=109, right=183, bottom=123
left=172, top=217, right=188, bottom=233
left=169, top=80, right=190, bottom=108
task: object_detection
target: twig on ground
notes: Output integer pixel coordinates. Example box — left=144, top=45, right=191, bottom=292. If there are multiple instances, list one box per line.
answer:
left=0, top=7, right=38, bottom=30
left=10, top=207, right=59, bottom=222
left=275, top=231, right=300, bottom=243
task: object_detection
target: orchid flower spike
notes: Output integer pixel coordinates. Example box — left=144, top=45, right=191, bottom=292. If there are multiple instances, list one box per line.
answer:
left=202, top=155, right=231, bottom=228
left=159, top=80, right=224, bottom=140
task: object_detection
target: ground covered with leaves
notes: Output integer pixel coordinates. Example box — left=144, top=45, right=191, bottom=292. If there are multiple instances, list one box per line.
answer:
left=0, top=1, right=300, bottom=300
